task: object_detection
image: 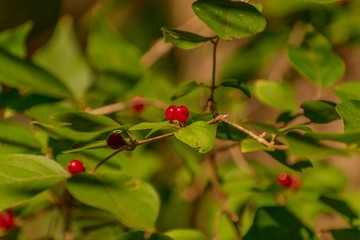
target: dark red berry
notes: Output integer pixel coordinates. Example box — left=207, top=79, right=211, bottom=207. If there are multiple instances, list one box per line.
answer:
left=165, top=105, right=177, bottom=122
left=68, top=160, right=86, bottom=174
left=277, top=172, right=293, bottom=188
left=107, top=132, right=128, bottom=150
left=174, top=105, right=189, bottom=123
left=131, top=96, right=146, bottom=113
left=0, top=210, right=14, bottom=230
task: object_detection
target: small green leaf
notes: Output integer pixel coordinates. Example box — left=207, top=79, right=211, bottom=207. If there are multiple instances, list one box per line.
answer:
left=161, top=27, right=215, bottom=50
left=129, top=121, right=177, bottom=131
left=50, top=112, right=121, bottom=133
left=87, top=12, right=142, bottom=78
left=192, top=0, right=266, bottom=39
left=216, top=122, right=247, bottom=141
left=267, top=150, right=313, bottom=172
left=165, top=229, right=206, bottom=240
left=241, top=139, right=269, bottom=153
left=67, top=173, right=160, bottom=231
left=33, top=17, right=93, bottom=98
left=331, top=228, right=360, bottom=240
left=243, top=206, right=314, bottom=240
left=336, top=100, right=360, bottom=133
left=62, top=140, right=107, bottom=154
left=175, top=121, right=217, bottom=153
left=335, top=81, right=360, bottom=102
left=171, top=81, right=202, bottom=101
left=112, top=231, right=173, bottom=240
left=288, top=32, right=345, bottom=87
left=0, top=49, right=72, bottom=99
left=0, top=21, right=32, bottom=58
left=253, top=80, right=297, bottom=113
left=220, top=80, right=251, bottom=97
left=301, top=100, right=340, bottom=123
left=319, top=195, right=358, bottom=221
left=0, top=154, right=69, bottom=210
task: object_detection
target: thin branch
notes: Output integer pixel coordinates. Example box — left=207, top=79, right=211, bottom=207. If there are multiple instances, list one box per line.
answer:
left=207, top=38, right=220, bottom=115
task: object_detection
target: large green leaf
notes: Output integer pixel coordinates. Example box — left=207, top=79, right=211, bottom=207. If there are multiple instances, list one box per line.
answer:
left=288, top=32, right=345, bottom=87
left=0, top=154, right=69, bottom=210
left=192, top=0, right=266, bottom=39
left=175, top=121, right=217, bottom=153
left=87, top=12, right=142, bottom=78
left=112, top=231, right=173, bottom=240
left=165, top=229, right=206, bottom=240
left=0, top=120, right=41, bottom=154
left=33, top=17, right=93, bottom=98
left=161, top=27, right=215, bottom=50
left=301, top=100, right=340, bottom=123
left=0, top=49, right=72, bottom=99
left=50, top=112, right=121, bottom=133
left=336, top=100, right=360, bottom=133
left=253, top=80, right=297, bottom=113
left=67, top=173, right=160, bottom=231
left=319, top=195, right=358, bottom=221
left=243, top=206, right=314, bottom=240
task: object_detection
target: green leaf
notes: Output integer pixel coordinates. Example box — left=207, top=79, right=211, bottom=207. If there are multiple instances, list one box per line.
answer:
left=284, top=132, right=346, bottom=160
left=171, top=81, right=202, bottom=101
left=0, top=154, right=69, bottom=210
left=87, top=12, right=142, bottom=78
left=243, top=206, right=314, bottom=240
left=335, top=81, right=360, bottom=102
left=267, top=150, right=313, bottom=172
left=0, top=120, right=41, bottom=154
left=216, top=122, right=247, bottom=141
left=220, top=80, right=251, bottom=97
left=0, top=21, right=32, bottom=58
left=161, top=27, right=215, bottom=50
left=305, top=0, right=342, bottom=3
left=112, top=231, right=173, bottom=240
left=319, top=195, right=358, bottom=221
left=192, top=0, right=266, bottom=39
left=308, top=132, right=360, bottom=145
left=301, top=100, right=340, bottom=123
left=0, top=49, right=72, bottom=99
left=67, top=173, right=160, bottom=231
left=129, top=121, right=176, bottom=131
left=331, top=228, right=360, bottom=240
left=336, top=100, right=360, bottom=133
left=288, top=32, right=345, bottom=87
left=253, top=80, right=297, bottom=113
left=241, top=139, right=269, bottom=153
left=33, top=17, right=93, bottom=98
left=165, top=229, right=206, bottom=240
left=62, top=140, right=107, bottom=154
left=50, top=112, right=121, bottom=133
left=175, top=121, right=217, bottom=153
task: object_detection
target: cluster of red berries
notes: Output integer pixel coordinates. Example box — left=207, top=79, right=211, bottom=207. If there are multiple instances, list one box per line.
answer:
left=68, top=159, right=86, bottom=175
left=165, top=105, right=190, bottom=123
left=277, top=172, right=301, bottom=190
left=0, top=210, right=14, bottom=231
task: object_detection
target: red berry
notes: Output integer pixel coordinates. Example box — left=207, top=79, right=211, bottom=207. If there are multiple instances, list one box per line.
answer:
left=290, top=177, right=301, bottom=190
left=165, top=105, right=177, bottom=122
left=106, top=132, right=128, bottom=150
left=174, top=105, right=189, bottom=123
left=0, top=210, right=14, bottom=230
left=68, top=160, right=86, bottom=174
left=277, top=172, right=293, bottom=188
left=131, top=96, right=146, bottom=113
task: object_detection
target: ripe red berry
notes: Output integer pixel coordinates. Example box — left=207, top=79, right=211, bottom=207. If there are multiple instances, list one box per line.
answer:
left=131, top=96, right=146, bottom=113
left=68, top=160, right=86, bottom=174
left=174, top=105, right=189, bottom=123
left=165, top=105, right=177, bottom=122
left=106, top=132, right=128, bottom=150
left=290, top=177, right=301, bottom=190
left=277, top=172, right=293, bottom=188
left=0, top=210, right=14, bottom=230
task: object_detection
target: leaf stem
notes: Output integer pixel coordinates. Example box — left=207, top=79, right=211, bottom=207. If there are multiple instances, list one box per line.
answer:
left=207, top=38, right=220, bottom=115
